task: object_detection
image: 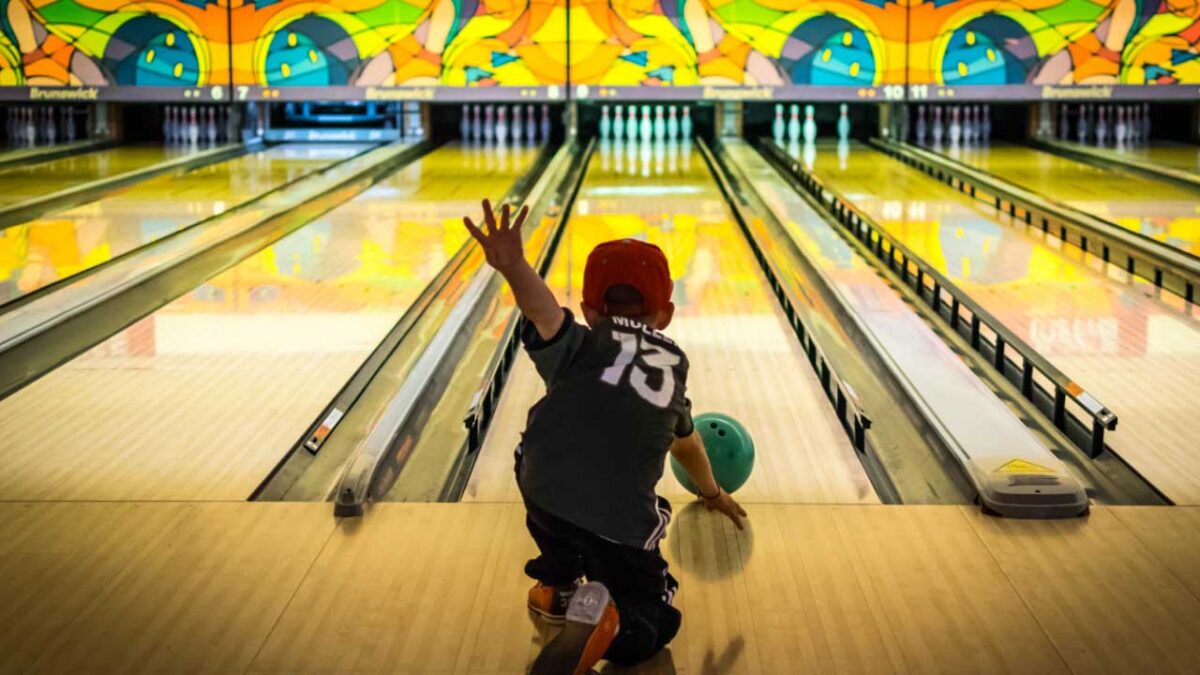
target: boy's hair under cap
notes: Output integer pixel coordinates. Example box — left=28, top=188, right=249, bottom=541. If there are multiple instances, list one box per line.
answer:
left=583, top=239, right=673, bottom=315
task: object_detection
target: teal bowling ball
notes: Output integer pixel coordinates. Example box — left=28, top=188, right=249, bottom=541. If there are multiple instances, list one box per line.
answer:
left=670, top=412, right=755, bottom=496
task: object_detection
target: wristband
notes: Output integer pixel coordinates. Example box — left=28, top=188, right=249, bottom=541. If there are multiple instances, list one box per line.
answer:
left=700, top=486, right=722, bottom=500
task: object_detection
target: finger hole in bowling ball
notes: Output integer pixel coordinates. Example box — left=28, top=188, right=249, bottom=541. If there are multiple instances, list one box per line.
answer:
left=718, top=430, right=725, bottom=436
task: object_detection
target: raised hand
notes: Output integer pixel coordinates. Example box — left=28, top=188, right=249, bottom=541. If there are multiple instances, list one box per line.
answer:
left=463, top=199, right=530, bottom=273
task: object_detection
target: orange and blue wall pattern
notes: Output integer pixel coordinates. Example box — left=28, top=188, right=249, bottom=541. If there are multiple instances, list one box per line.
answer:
left=1, top=0, right=1198, bottom=88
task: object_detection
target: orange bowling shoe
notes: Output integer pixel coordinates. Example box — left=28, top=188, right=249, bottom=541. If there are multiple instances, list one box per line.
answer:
left=530, top=582, right=620, bottom=675
left=527, top=581, right=580, bottom=624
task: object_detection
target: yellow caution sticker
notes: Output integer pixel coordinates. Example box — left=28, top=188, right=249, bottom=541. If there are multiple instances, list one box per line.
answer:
left=993, top=459, right=1057, bottom=475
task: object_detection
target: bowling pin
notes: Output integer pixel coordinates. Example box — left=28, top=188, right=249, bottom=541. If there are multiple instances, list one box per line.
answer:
left=982, top=105, right=992, bottom=144
left=483, top=105, right=495, bottom=142
left=932, top=106, right=943, bottom=146
left=640, top=105, right=652, bottom=142
left=1142, top=102, right=1151, bottom=143
left=837, top=103, right=850, bottom=142
left=512, top=105, right=524, bottom=143
left=625, top=104, right=638, bottom=141
left=680, top=106, right=693, bottom=140
left=25, top=107, right=36, bottom=146
left=469, top=105, right=481, bottom=142
left=613, top=105, right=624, bottom=141
left=206, top=107, right=217, bottom=145
left=948, top=106, right=962, bottom=146
left=540, top=104, right=551, bottom=142
left=163, top=106, right=173, bottom=143
left=64, top=107, right=74, bottom=142
left=1115, top=106, right=1127, bottom=147
left=460, top=104, right=471, bottom=140
left=653, top=105, right=665, bottom=142
left=1059, top=105, right=1070, bottom=140
left=1095, top=106, right=1107, bottom=146
left=599, top=105, right=611, bottom=140
left=666, top=106, right=678, bottom=141
left=1077, top=104, right=1089, bottom=144
left=802, top=105, right=817, bottom=143
left=915, top=105, right=927, bottom=146
left=496, top=105, right=508, bottom=144
left=772, top=104, right=785, bottom=144
left=189, top=107, right=200, bottom=145
left=46, top=107, right=57, bottom=145
left=787, top=104, right=801, bottom=143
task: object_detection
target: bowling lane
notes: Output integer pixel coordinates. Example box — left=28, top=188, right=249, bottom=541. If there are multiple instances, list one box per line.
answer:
left=0, top=144, right=371, bottom=306
left=1074, top=142, right=1200, bottom=176
left=0, top=145, right=198, bottom=208
left=0, top=142, right=541, bottom=502
left=463, top=140, right=878, bottom=505
left=804, top=141, right=1200, bottom=504
left=946, top=144, right=1200, bottom=255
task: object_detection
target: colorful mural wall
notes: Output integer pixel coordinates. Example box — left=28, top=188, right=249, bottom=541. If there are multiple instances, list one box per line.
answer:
left=911, top=0, right=1200, bottom=86
left=1, top=0, right=1199, bottom=89
left=0, top=0, right=229, bottom=87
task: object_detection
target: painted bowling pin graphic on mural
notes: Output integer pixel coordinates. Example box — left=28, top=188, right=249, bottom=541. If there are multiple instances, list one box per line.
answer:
left=599, top=105, right=611, bottom=140
left=666, top=106, right=679, bottom=141
left=773, top=104, right=785, bottom=144
left=802, top=105, right=817, bottom=143
left=680, top=106, right=693, bottom=139
left=837, top=103, right=850, bottom=142
left=787, top=104, right=800, bottom=143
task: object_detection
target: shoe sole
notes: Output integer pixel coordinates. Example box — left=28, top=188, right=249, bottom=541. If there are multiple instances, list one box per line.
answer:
left=530, top=583, right=616, bottom=675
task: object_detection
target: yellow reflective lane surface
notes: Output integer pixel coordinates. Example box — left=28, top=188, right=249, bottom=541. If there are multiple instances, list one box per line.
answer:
left=802, top=141, right=1200, bottom=504
left=1072, top=142, right=1200, bottom=176
left=0, top=144, right=370, bottom=305
left=0, top=145, right=196, bottom=207
left=947, top=144, right=1200, bottom=255
left=464, top=139, right=878, bottom=505
left=0, top=142, right=539, bottom=501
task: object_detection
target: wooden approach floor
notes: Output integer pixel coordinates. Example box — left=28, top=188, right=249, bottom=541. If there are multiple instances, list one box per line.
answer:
left=1, top=501, right=1198, bottom=674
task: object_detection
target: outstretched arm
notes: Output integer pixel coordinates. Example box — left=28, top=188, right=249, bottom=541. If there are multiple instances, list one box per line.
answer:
left=464, top=199, right=564, bottom=339
left=670, top=431, right=747, bottom=529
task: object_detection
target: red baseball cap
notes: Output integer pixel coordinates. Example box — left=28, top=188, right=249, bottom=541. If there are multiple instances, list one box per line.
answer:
left=583, top=239, right=673, bottom=314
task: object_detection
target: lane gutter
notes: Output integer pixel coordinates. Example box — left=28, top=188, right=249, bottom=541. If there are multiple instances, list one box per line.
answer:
left=329, top=138, right=591, bottom=516
left=250, top=141, right=562, bottom=501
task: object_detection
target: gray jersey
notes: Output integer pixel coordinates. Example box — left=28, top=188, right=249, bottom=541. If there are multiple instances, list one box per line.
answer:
left=518, top=309, right=694, bottom=549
